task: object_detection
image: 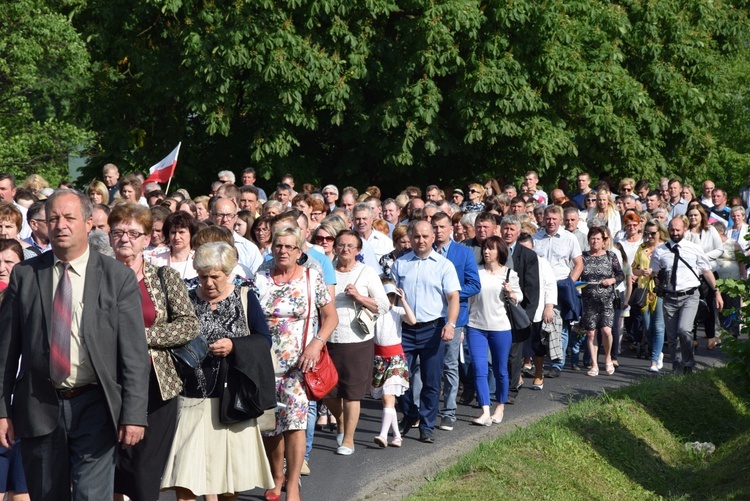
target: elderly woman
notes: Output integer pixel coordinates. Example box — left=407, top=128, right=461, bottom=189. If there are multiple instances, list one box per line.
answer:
left=308, top=197, right=326, bottom=232
left=324, top=230, right=389, bottom=455
left=714, top=222, right=746, bottom=338
left=86, top=180, right=110, bottom=206
left=0, top=203, right=38, bottom=260
left=464, top=184, right=485, bottom=213
left=256, top=227, right=337, bottom=501
left=581, top=226, right=624, bottom=376
left=106, top=204, right=200, bottom=501
left=193, top=196, right=210, bottom=222
left=467, top=236, right=522, bottom=426
left=147, top=211, right=200, bottom=282
left=729, top=206, right=750, bottom=254
left=161, top=242, right=274, bottom=500
left=119, top=174, right=143, bottom=205
left=632, top=220, right=668, bottom=372
left=615, top=211, right=643, bottom=266
left=379, top=225, right=410, bottom=277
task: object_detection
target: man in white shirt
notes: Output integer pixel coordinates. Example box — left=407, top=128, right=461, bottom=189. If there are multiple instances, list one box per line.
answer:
left=650, top=217, right=722, bottom=374
left=352, top=203, right=393, bottom=262
left=210, top=198, right=263, bottom=277
left=532, top=205, right=583, bottom=377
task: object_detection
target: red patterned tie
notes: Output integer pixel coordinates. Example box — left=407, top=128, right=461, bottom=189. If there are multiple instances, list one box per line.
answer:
left=50, top=262, right=72, bottom=385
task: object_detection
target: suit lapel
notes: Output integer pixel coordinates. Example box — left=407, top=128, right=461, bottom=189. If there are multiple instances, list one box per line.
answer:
left=82, top=251, right=102, bottom=342
left=36, top=252, right=56, bottom=338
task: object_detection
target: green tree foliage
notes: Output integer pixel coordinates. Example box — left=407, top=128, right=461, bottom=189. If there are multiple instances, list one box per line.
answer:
left=0, top=0, right=92, bottom=185
left=70, top=0, right=750, bottom=194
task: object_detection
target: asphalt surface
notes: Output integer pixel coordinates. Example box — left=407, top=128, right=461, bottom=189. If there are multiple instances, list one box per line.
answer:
left=158, top=337, right=729, bottom=501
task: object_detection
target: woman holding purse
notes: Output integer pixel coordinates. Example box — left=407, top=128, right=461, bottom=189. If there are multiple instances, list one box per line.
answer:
left=324, top=230, right=389, bottom=455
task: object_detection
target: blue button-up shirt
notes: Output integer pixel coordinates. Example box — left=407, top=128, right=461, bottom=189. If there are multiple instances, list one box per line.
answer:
left=390, top=250, right=461, bottom=323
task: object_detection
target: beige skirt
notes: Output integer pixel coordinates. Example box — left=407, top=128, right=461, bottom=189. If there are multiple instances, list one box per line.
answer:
left=160, top=397, right=274, bottom=496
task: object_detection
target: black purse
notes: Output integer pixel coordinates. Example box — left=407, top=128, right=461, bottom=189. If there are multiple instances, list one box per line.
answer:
left=157, top=266, right=209, bottom=372
left=629, top=287, right=648, bottom=308
left=504, top=269, right=531, bottom=330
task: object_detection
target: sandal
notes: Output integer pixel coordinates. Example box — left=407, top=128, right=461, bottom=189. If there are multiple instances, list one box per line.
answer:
left=532, top=378, right=544, bottom=390
left=587, top=368, right=599, bottom=377
left=605, top=362, right=615, bottom=375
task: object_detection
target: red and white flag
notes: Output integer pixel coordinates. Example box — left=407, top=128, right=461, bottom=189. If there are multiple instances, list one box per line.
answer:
left=144, top=143, right=181, bottom=184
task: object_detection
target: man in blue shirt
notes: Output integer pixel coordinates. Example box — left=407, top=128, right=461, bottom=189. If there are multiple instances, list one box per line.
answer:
left=431, top=212, right=480, bottom=431
left=391, top=221, right=460, bottom=443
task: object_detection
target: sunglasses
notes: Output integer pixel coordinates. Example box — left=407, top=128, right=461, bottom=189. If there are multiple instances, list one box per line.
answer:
left=469, top=189, right=480, bottom=194
left=315, top=235, right=335, bottom=243
left=644, top=231, right=657, bottom=236
left=586, top=198, right=597, bottom=203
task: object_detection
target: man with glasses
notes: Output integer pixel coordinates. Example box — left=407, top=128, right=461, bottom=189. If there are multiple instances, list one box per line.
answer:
left=210, top=198, right=262, bottom=276
left=322, top=185, right=339, bottom=211
left=23, top=201, right=51, bottom=253
left=571, top=172, right=595, bottom=210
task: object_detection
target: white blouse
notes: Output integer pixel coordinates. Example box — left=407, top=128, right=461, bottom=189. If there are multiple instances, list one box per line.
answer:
left=330, top=262, right=390, bottom=343
left=468, top=267, right=523, bottom=331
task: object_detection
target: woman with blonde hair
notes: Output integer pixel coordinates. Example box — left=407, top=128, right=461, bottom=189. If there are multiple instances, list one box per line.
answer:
left=87, top=180, right=110, bottom=206
left=588, top=188, right=621, bottom=235
left=464, top=184, right=485, bottom=213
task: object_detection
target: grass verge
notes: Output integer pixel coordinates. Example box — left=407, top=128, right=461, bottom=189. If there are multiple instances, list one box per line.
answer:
left=408, top=367, right=750, bottom=500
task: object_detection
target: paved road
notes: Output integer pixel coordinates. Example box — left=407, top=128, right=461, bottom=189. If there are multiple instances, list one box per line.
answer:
left=159, top=339, right=728, bottom=501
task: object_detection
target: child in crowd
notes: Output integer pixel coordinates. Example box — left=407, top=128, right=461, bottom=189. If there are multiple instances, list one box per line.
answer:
left=372, top=278, right=415, bottom=447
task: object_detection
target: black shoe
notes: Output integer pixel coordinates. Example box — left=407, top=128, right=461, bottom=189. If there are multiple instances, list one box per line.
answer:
left=458, top=393, right=475, bottom=406
left=419, top=430, right=434, bottom=444
left=399, top=417, right=416, bottom=436
left=546, top=367, right=562, bottom=378
left=506, top=393, right=516, bottom=405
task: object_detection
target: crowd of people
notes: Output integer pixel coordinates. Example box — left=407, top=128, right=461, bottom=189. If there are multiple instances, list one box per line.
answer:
left=0, top=164, right=745, bottom=500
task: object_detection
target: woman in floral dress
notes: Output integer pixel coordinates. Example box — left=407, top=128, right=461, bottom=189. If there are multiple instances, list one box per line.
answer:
left=256, top=227, right=338, bottom=501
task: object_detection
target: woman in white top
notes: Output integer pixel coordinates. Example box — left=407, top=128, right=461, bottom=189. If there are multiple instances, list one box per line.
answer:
left=729, top=206, right=750, bottom=254
left=146, top=211, right=199, bottom=282
left=467, top=236, right=522, bottom=426
left=324, top=230, right=389, bottom=455
left=588, top=188, right=621, bottom=236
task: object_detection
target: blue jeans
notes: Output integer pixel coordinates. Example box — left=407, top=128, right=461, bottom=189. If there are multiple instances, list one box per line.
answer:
left=399, top=320, right=446, bottom=432
left=551, top=320, right=571, bottom=371
left=438, top=326, right=464, bottom=423
left=643, top=298, right=665, bottom=365
left=305, top=399, right=316, bottom=461
left=466, top=327, right=512, bottom=406
left=569, top=328, right=586, bottom=367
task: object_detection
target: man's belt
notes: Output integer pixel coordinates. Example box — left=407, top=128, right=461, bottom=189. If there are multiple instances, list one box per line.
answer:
left=412, top=318, right=442, bottom=328
left=56, top=383, right=98, bottom=399
left=664, top=287, right=698, bottom=297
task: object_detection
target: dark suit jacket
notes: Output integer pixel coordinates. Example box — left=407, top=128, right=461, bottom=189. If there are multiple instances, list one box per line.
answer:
left=508, top=244, right=540, bottom=324
left=444, top=242, right=481, bottom=327
left=0, top=249, right=150, bottom=438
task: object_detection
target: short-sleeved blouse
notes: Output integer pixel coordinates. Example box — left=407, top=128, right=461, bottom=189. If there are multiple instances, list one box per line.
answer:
left=255, top=267, right=332, bottom=374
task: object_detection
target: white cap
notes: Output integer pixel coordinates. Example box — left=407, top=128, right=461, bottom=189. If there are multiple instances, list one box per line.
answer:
left=383, top=284, right=402, bottom=297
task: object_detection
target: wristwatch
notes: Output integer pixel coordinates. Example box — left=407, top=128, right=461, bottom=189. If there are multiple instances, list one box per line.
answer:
left=446, top=322, right=456, bottom=328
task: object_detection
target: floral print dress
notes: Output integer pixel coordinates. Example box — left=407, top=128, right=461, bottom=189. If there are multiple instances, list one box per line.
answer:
left=255, top=267, right=331, bottom=435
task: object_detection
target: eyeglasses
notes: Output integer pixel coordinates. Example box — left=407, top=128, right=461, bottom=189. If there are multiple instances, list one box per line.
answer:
left=336, top=244, right=358, bottom=250
left=586, top=198, right=597, bottom=203
left=212, top=213, right=236, bottom=220
left=111, top=229, right=146, bottom=240
left=621, top=187, right=633, bottom=192
left=273, top=244, right=299, bottom=252
left=323, top=192, right=336, bottom=196
left=315, top=235, right=335, bottom=243
left=468, top=189, right=480, bottom=194
left=311, top=211, right=323, bottom=217
left=644, top=231, right=657, bottom=236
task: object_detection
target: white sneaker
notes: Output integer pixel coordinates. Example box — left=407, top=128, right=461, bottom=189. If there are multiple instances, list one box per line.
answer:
left=649, top=365, right=659, bottom=372
left=657, top=353, right=664, bottom=370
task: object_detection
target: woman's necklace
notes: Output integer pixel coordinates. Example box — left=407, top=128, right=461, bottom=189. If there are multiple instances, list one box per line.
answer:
left=337, top=260, right=356, bottom=273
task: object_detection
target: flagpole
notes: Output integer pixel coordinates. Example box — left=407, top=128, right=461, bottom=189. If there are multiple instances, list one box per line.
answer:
left=165, top=176, right=173, bottom=196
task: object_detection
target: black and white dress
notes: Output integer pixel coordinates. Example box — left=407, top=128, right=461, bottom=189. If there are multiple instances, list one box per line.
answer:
left=580, top=251, right=624, bottom=330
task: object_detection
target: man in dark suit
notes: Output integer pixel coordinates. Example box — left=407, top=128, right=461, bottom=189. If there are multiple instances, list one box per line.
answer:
left=501, top=215, right=540, bottom=403
left=0, top=189, right=150, bottom=500
left=432, top=212, right=480, bottom=431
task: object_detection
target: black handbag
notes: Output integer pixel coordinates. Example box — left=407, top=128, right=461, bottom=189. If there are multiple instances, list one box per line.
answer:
left=157, top=267, right=209, bottom=372
left=629, top=287, right=648, bottom=308
left=504, top=269, right=531, bottom=331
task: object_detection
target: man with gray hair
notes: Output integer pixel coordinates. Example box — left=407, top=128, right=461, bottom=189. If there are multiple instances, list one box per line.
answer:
left=322, top=184, right=339, bottom=212
left=217, top=170, right=236, bottom=185
left=353, top=203, right=393, bottom=262
left=563, top=206, right=588, bottom=252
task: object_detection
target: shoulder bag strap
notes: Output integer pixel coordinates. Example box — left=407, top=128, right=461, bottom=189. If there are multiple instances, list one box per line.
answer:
left=670, top=244, right=702, bottom=281
left=156, top=266, right=172, bottom=322
left=301, top=267, right=312, bottom=348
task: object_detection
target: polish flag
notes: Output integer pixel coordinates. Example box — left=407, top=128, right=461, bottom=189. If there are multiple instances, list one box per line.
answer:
left=144, top=143, right=181, bottom=184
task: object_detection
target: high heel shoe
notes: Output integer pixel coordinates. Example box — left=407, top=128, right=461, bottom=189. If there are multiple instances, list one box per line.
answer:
left=264, top=490, right=281, bottom=501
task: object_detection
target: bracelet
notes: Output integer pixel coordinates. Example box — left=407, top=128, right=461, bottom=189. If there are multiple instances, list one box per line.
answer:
left=313, top=333, right=325, bottom=342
